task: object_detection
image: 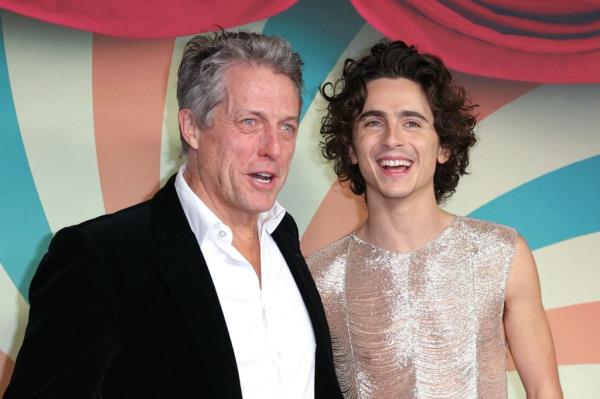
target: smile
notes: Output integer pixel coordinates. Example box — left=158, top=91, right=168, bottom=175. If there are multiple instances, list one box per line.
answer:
left=252, top=172, right=274, bottom=184
left=377, top=158, right=413, bottom=173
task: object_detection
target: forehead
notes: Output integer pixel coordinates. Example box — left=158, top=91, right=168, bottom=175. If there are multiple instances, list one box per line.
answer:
left=222, top=64, right=300, bottom=110
left=362, top=77, right=432, bottom=116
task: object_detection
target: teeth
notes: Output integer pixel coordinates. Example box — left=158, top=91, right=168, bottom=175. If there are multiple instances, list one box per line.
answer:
left=379, top=159, right=412, bottom=167
left=254, top=172, right=273, bottom=183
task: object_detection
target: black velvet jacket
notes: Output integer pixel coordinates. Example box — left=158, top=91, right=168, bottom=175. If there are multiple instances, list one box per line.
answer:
left=4, top=175, right=342, bottom=399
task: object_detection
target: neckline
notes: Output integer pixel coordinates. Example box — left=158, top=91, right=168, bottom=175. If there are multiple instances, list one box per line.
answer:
left=350, top=216, right=461, bottom=256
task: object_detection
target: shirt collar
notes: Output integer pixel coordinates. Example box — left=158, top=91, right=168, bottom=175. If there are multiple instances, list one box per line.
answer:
left=175, top=165, right=287, bottom=244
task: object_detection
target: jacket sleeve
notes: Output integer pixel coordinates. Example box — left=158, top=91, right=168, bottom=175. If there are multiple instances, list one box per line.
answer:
left=4, top=226, right=118, bottom=399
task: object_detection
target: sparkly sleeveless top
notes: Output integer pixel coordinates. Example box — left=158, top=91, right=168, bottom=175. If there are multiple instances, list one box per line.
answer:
left=308, top=217, right=517, bottom=399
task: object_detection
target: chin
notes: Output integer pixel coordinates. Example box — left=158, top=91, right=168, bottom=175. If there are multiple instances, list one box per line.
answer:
left=380, top=192, right=411, bottom=200
left=245, top=198, right=277, bottom=213
left=372, top=184, right=412, bottom=199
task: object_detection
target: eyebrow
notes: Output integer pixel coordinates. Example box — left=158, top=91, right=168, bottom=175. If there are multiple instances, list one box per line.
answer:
left=244, top=110, right=299, bottom=123
left=357, top=109, right=431, bottom=123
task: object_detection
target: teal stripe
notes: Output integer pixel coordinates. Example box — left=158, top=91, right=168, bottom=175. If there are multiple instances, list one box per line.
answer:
left=262, top=0, right=365, bottom=119
left=469, top=155, right=600, bottom=250
left=262, top=0, right=366, bottom=234
left=0, top=18, right=52, bottom=300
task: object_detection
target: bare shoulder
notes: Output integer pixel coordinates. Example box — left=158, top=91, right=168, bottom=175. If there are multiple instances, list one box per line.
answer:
left=505, top=234, right=541, bottom=303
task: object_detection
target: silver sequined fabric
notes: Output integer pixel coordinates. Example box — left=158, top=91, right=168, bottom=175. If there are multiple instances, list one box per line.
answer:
left=308, top=217, right=517, bottom=399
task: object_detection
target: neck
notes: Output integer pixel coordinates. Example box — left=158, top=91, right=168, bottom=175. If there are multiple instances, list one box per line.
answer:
left=183, top=164, right=262, bottom=278
left=184, top=162, right=260, bottom=234
left=358, top=189, right=454, bottom=253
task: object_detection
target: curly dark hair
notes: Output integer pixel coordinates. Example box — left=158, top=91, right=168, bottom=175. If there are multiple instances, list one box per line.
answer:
left=320, top=39, right=477, bottom=203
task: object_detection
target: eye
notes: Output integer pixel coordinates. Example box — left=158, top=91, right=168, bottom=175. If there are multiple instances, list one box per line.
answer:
left=280, top=123, right=298, bottom=135
left=363, top=119, right=383, bottom=129
left=238, top=117, right=261, bottom=133
left=404, top=120, right=422, bottom=128
left=241, top=118, right=258, bottom=126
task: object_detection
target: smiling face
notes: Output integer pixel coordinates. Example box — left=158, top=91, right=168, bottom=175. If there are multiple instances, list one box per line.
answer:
left=180, top=64, right=300, bottom=223
left=351, top=77, right=449, bottom=205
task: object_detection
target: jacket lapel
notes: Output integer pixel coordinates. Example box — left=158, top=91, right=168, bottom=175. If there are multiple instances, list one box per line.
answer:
left=150, top=175, right=242, bottom=399
left=271, top=215, right=331, bottom=361
left=273, top=218, right=342, bottom=398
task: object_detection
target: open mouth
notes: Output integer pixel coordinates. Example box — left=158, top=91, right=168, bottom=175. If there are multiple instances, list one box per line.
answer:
left=251, top=172, right=274, bottom=184
left=377, top=158, right=413, bottom=173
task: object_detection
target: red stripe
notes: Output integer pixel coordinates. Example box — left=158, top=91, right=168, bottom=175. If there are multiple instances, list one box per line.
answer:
left=449, top=0, right=600, bottom=34
left=0, top=0, right=297, bottom=38
left=350, top=0, right=600, bottom=83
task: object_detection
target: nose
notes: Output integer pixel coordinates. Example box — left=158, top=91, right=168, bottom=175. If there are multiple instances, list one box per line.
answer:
left=383, top=124, right=406, bottom=148
left=258, top=125, right=282, bottom=159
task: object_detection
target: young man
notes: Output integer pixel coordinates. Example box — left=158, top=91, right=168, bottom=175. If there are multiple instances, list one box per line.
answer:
left=308, top=40, right=562, bottom=399
left=5, top=31, right=341, bottom=399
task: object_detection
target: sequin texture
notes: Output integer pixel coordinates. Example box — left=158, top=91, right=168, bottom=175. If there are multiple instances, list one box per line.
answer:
left=308, top=217, right=517, bottom=399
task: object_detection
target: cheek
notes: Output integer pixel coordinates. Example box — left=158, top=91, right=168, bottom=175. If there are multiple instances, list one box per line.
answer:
left=229, top=134, right=255, bottom=156
left=350, top=135, right=369, bottom=164
left=283, top=137, right=297, bottom=158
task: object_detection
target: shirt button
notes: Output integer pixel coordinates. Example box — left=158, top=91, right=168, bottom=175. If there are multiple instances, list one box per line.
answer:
left=218, top=230, right=226, bottom=238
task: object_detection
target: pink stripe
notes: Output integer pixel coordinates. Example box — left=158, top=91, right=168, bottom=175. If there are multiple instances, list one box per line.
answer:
left=93, top=35, right=174, bottom=213
left=548, top=301, right=600, bottom=366
left=452, top=72, right=540, bottom=121
left=507, top=301, right=600, bottom=370
left=0, top=350, right=15, bottom=397
left=301, top=181, right=366, bottom=256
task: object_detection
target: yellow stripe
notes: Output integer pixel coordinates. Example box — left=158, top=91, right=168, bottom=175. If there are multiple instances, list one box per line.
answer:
left=3, top=12, right=104, bottom=231
left=534, top=232, right=600, bottom=310
left=445, top=85, right=600, bottom=216
left=0, top=262, right=28, bottom=359
left=281, top=23, right=384, bottom=235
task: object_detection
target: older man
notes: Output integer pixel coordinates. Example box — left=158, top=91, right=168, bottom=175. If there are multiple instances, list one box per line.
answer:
left=5, top=31, right=341, bottom=399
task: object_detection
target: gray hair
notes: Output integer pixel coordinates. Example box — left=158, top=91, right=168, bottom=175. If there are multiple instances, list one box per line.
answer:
left=177, top=30, right=304, bottom=153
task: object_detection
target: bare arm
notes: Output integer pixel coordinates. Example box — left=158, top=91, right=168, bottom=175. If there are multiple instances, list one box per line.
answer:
left=504, top=235, right=562, bottom=399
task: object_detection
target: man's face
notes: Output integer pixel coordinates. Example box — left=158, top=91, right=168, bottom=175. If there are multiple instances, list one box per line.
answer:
left=351, top=77, right=449, bottom=203
left=183, top=64, right=300, bottom=220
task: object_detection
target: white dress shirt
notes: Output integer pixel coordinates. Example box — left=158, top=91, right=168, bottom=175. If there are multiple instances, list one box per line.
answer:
left=175, top=166, right=316, bottom=399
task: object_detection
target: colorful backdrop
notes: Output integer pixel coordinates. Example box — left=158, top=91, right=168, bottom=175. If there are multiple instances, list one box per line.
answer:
left=0, top=0, right=599, bottom=397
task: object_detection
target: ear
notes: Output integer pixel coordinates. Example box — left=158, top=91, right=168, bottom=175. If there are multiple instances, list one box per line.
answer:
left=349, top=145, right=358, bottom=164
left=437, top=146, right=451, bottom=164
left=178, top=109, right=200, bottom=150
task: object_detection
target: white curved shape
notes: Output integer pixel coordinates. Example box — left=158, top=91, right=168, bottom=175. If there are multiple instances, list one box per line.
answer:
left=159, top=20, right=269, bottom=185
left=534, top=232, right=600, bottom=310
left=445, top=84, right=600, bottom=216
left=0, top=262, right=28, bottom=359
left=508, top=364, right=600, bottom=399
left=279, top=23, right=384, bottom=235
left=2, top=12, right=104, bottom=231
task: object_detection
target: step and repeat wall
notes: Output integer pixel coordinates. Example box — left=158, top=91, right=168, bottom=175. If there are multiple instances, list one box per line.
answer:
left=1, top=0, right=599, bottom=396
